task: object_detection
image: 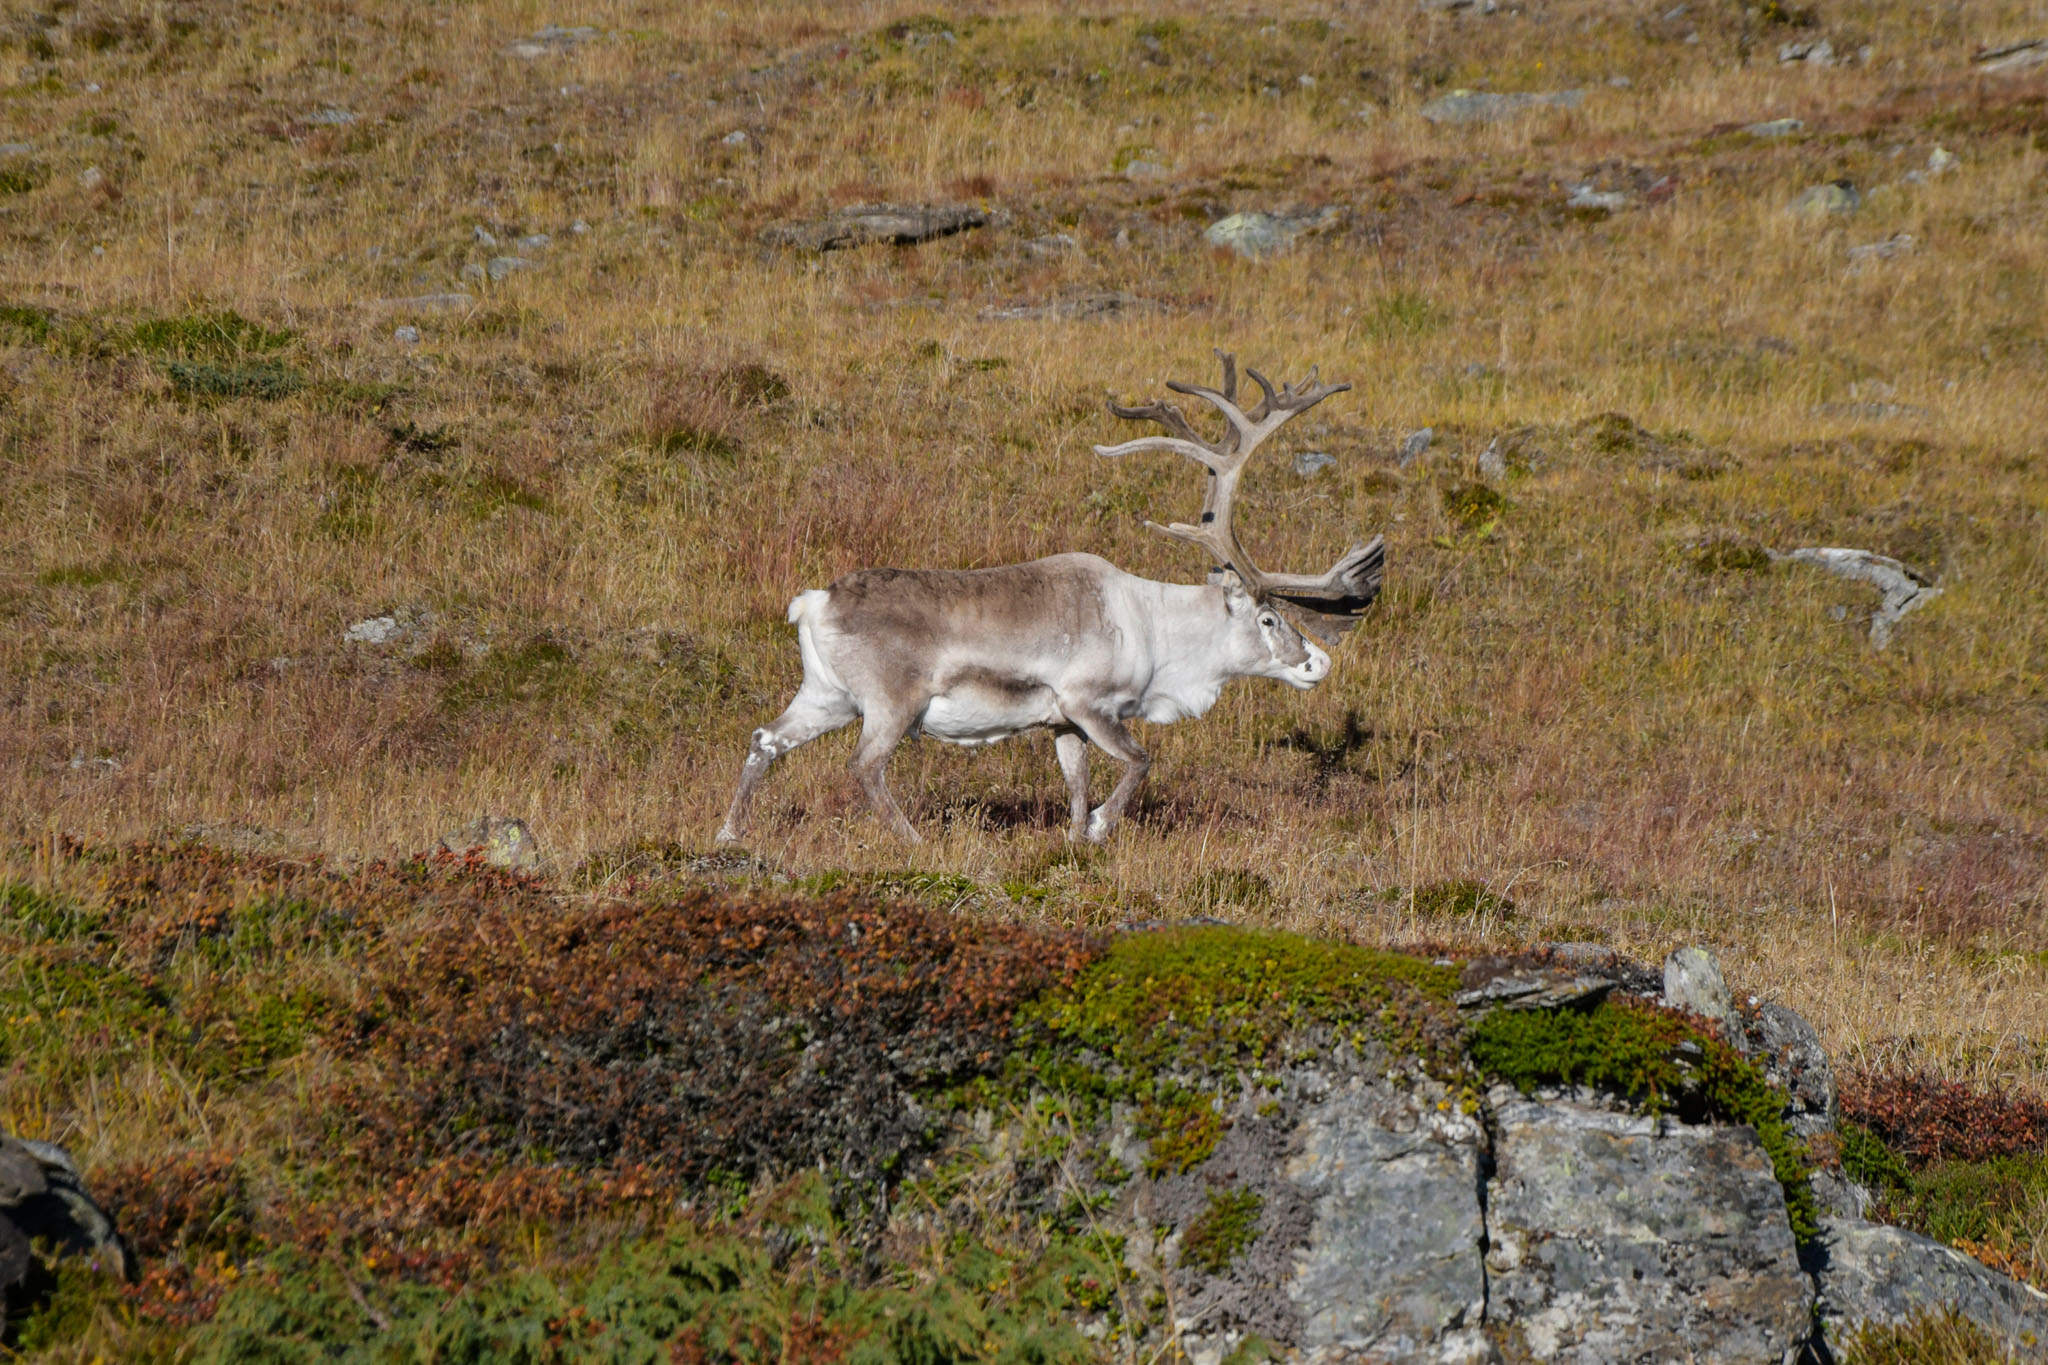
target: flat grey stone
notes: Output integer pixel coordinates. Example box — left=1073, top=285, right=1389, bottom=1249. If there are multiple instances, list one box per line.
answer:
left=1399, top=428, right=1434, bottom=466
left=1420, top=88, right=1583, bottom=124
left=1203, top=209, right=1339, bottom=258
left=1664, top=946, right=1736, bottom=1025
left=0, top=142, right=35, bottom=157
left=1566, top=184, right=1627, bottom=211
left=1456, top=968, right=1614, bottom=1012
left=1745, top=118, right=1805, bottom=137
left=344, top=615, right=401, bottom=645
left=1815, top=1218, right=2048, bottom=1359
left=1287, top=1079, right=1490, bottom=1363
left=305, top=107, right=357, bottom=126
left=1789, top=181, right=1862, bottom=216
left=486, top=255, right=534, bottom=280
left=1294, top=451, right=1337, bottom=477
left=760, top=202, right=988, bottom=251
left=1486, top=1099, right=1812, bottom=1363
left=1975, top=38, right=2048, bottom=73
left=439, top=815, right=544, bottom=872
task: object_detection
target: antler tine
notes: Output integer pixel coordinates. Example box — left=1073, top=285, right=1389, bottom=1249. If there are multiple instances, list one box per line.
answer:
left=1104, top=398, right=1206, bottom=449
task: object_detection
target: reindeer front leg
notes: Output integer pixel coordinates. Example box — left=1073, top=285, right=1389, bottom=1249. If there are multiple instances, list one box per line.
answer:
left=1066, top=710, right=1151, bottom=843
left=1053, top=728, right=1091, bottom=840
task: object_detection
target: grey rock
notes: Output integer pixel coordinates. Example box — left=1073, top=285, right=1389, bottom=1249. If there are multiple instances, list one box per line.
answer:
left=0, top=142, right=31, bottom=158
left=722, top=129, right=749, bottom=145
left=1814, top=1218, right=2048, bottom=1358
left=571, top=219, right=591, bottom=234
left=1400, top=428, right=1435, bottom=467
left=517, top=232, right=552, bottom=250
left=1663, top=945, right=1736, bottom=1025
left=1739, top=1000, right=1836, bottom=1132
left=1926, top=146, right=1958, bottom=175
left=1974, top=38, right=2048, bottom=73
left=78, top=166, right=105, bottom=191
left=1287, top=1078, right=1490, bottom=1363
left=1779, top=37, right=1835, bottom=64
left=979, top=290, right=1162, bottom=322
left=1566, top=184, right=1627, bottom=211
left=344, top=615, right=403, bottom=645
left=1745, top=117, right=1804, bottom=138
left=0, top=1133, right=131, bottom=1335
left=306, top=107, right=357, bottom=126
left=439, top=815, right=544, bottom=872
left=486, top=255, right=535, bottom=281
left=1456, top=966, right=1615, bottom=1013
left=1789, top=180, right=1862, bottom=216
left=1294, top=451, right=1336, bottom=477
left=1420, top=88, right=1584, bottom=124
left=460, top=262, right=486, bottom=283
left=1477, top=437, right=1506, bottom=480
left=760, top=202, right=988, bottom=252
left=506, top=24, right=598, bottom=58
left=473, top=225, right=499, bottom=247
left=1023, top=232, right=1078, bottom=256
left=1485, top=1099, right=1812, bottom=1363
left=393, top=324, right=421, bottom=345
left=1202, top=209, right=1340, bottom=258
left=1772, top=547, right=1939, bottom=648
left=1121, top=158, right=1169, bottom=179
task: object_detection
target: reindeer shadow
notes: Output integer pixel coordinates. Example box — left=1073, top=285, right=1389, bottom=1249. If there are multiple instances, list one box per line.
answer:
left=1276, top=709, right=1378, bottom=792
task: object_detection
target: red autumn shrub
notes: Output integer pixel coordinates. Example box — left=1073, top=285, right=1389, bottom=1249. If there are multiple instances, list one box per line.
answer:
left=1840, top=1068, right=2048, bottom=1166
left=342, top=887, right=1100, bottom=1193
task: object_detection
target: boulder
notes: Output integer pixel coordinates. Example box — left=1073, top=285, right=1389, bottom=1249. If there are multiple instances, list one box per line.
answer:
left=759, top=203, right=989, bottom=252
left=1285, top=1078, right=1490, bottom=1363
left=1814, top=1218, right=2048, bottom=1359
left=1420, top=89, right=1583, bottom=124
left=1484, top=1098, right=1813, bottom=1363
left=0, top=1137, right=130, bottom=1338
left=438, top=816, right=544, bottom=872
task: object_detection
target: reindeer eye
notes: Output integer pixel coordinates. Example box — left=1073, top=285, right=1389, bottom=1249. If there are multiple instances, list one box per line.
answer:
left=1259, top=613, right=1277, bottom=628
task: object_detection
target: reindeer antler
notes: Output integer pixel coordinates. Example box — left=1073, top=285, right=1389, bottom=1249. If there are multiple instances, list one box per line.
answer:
left=1093, top=350, right=1382, bottom=643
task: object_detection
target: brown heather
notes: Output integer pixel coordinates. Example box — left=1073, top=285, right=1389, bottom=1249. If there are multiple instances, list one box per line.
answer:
left=0, top=0, right=2046, bottom=1194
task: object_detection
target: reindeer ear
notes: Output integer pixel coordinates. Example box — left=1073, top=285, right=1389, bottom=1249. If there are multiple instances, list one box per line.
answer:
left=1215, top=571, right=1258, bottom=616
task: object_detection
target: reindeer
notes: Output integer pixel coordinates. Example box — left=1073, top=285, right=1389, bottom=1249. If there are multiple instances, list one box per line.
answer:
left=716, top=353, right=1383, bottom=845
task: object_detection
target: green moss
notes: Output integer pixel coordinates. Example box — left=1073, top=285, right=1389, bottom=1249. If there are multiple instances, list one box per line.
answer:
left=1008, top=929, right=1460, bottom=1146
left=1180, top=1188, right=1264, bottom=1275
left=1469, top=1000, right=1820, bottom=1246
left=1839, top=1121, right=1913, bottom=1192
left=130, top=309, right=294, bottom=359
left=0, top=301, right=53, bottom=343
left=164, top=359, right=304, bottom=401
left=1442, top=481, right=1506, bottom=535
left=1140, top=1091, right=1225, bottom=1176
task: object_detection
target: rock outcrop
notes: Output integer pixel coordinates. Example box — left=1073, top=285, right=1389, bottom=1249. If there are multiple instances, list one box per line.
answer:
left=0, top=1137, right=128, bottom=1339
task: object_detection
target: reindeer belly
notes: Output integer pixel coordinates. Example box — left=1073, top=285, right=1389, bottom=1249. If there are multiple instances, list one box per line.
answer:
left=919, top=670, right=1065, bottom=746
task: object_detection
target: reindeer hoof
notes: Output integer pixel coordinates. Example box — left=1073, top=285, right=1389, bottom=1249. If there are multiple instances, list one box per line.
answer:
left=1083, top=813, right=1113, bottom=844
left=715, top=825, right=741, bottom=845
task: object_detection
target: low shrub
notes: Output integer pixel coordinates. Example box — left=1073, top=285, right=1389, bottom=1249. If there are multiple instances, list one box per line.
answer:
left=1840, top=1069, right=2048, bottom=1166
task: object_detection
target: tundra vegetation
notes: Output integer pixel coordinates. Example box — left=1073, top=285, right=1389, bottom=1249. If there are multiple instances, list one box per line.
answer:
left=0, top=0, right=2046, bottom=1357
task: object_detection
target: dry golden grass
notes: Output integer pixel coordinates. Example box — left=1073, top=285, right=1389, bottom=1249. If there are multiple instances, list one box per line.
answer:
left=2, top=0, right=2046, bottom=1111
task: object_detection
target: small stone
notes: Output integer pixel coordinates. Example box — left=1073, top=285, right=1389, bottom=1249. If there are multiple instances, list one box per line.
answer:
left=486, top=255, right=533, bottom=280
left=306, top=107, right=357, bottom=126
left=1745, top=117, right=1804, bottom=138
left=0, top=143, right=33, bottom=158
left=1297, top=73, right=1316, bottom=88
left=1121, top=158, right=1167, bottom=179
left=1663, top=945, right=1736, bottom=1025
left=1420, top=88, right=1584, bottom=124
left=1024, top=232, right=1077, bottom=256
left=571, top=219, right=591, bottom=234
left=1567, top=184, right=1628, bottom=211
left=1789, top=180, right=1862, bottom=216
left=517, top=232, right=552, bottom=250
left=1973, top=38, right=2048, bottom=73
left=1926, top=145, right=1958, bottom=174
left=474, top=225, right=499, bottom=247
left=1204, top=212, right=1290, bottom=257
left=759, top=202, right=988, bottom=252
left=1608, top=74, right=1632, bottom=87
left=393, top=325, right=421, bottom=345
left=438, top=816, right=544, bottom=872
left=1478, top=437, right=1506, bottom=479
left=1294, top=451, right=1336, bottom=477
left=1846, top=233, right=1913, bottom=264
left=460, top=262, right=486, bottom=283
left=722, top=129, right=748, bottom=145
left=78, top=166, right=105, bottom=190
left=1399, top=427, right=1434, bottom=467
left=345, top=615, right=402, bottom=645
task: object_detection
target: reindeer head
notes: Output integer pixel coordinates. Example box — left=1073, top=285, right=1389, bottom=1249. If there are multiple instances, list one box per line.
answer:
left=1093, top=350, right=1385, bottom=655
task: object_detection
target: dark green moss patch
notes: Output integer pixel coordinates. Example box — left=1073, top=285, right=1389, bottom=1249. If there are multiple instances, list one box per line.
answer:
left=1140, top=1091, right=1225, bottom=1177
left=1441, top=481, right=1506, bottom=534
left=1695, top=540, right=1774, bottom=575
left=1469, top=999, right=1819, bottom=1245
left=1180, top=1189, right=1264, bottom=1275
left=1017, top=928, right=1460, bottom=1104
left=130, top=309, right=294, bottom=360
left=163, top=359, right=304, bottom=401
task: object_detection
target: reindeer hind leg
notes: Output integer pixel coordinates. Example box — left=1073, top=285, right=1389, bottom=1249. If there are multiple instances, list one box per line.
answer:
left=717, top=686, right=857, bottom=844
